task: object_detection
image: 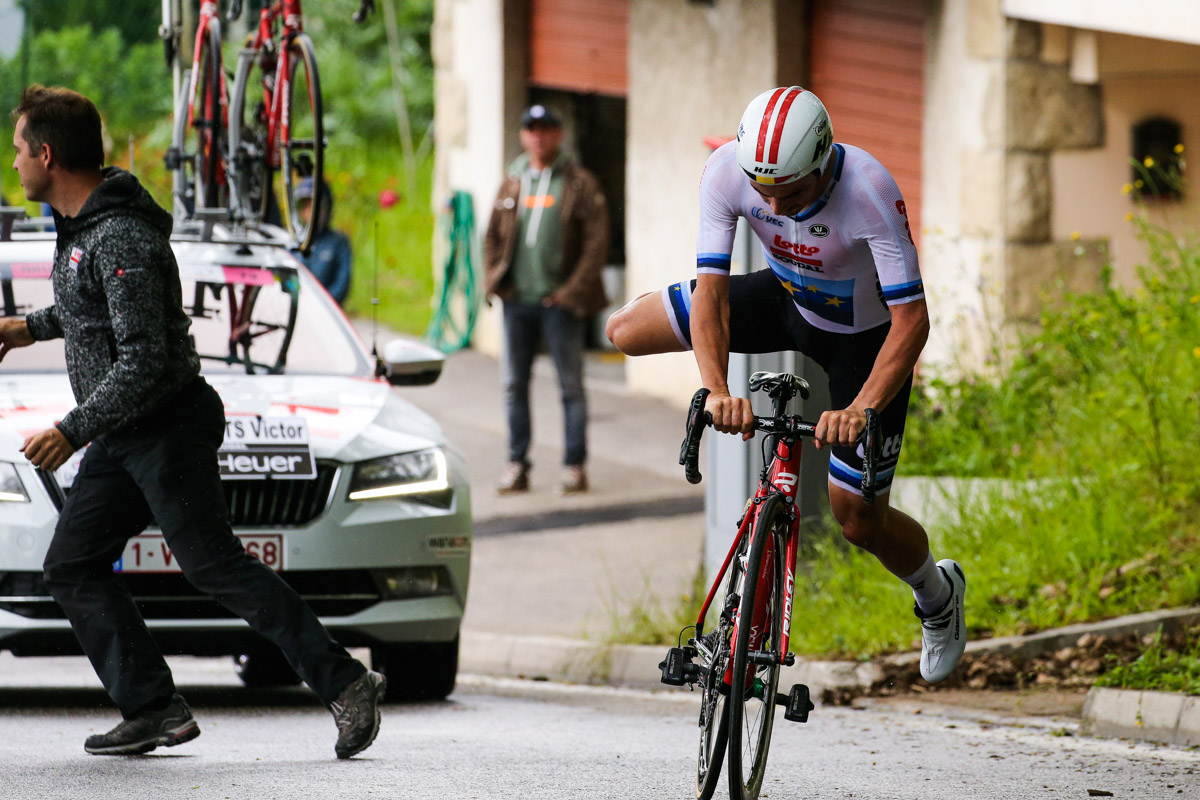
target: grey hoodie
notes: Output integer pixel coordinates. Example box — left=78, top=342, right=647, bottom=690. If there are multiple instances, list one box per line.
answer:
left=25, top=167, right=201, bottom=448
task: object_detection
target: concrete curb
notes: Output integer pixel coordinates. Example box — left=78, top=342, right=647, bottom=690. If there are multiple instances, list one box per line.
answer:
left=1083, top=687, right=1200, bottom=746
left=465, top=607, right=1200, bottom=688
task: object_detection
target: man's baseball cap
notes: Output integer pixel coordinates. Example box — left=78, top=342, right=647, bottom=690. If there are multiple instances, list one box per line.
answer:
left=520, top=104, right=561, bottom=128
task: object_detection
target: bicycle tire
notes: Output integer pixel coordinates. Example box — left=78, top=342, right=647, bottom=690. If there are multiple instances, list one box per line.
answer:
left=278, top=32, right=324, bottom=254
left=183, top=23, right=227, bottom=212
left=695, top=540, right=743, bottom=800
left=228, top=45, right=272, bottom=225
left=726, top=493, right=789, bottom=800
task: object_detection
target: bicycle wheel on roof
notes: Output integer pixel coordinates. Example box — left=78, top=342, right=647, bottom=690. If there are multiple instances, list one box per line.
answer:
left=170, top=22, right=229, bottom=218
left=277, top=32, right=324, bottom=255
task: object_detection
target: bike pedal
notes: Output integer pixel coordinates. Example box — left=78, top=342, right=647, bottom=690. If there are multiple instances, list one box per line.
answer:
left=781, top=683, right=815, bottom=723
left=658, top=647, right=700, bottom=687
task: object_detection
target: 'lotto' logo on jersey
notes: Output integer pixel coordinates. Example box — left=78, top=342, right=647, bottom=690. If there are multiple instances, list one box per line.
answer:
left=751, top=207, right=784, bottom=227
left=772, top=234, right=820, bottom=258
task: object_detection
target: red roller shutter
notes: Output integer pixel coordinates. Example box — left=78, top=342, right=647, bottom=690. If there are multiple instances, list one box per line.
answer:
left=528, top=0, right=628, bottom=97
left=809, top=0, right=925, bottom=244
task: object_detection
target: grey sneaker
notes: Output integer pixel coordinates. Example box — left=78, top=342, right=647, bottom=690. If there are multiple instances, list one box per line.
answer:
left=330, top=670, right=386, bottom=759
left=84, top=694, right=200, bottom=755
left=559, top=465, right=588, bottom=494
left=496, top=461, right=530, bottom=494
left=916, top=559, right=967, bottom=683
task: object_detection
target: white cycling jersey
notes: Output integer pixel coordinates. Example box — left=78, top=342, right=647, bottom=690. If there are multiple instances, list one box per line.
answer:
left=696, top=141, right=923, bottom=334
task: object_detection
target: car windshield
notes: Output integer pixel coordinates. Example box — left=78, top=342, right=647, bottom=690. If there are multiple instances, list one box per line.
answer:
left=0, top=253, right=369, bottom=377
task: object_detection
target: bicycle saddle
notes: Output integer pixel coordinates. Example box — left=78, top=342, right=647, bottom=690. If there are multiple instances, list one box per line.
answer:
left=748, top=371, right=810, bottom=401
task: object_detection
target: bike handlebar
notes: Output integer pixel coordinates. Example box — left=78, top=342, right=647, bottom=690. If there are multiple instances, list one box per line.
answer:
left=678, top=387, right=884, bottom=502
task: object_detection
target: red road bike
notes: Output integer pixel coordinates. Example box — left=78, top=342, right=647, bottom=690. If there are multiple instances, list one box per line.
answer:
left=661, top=371, right=881, bottom=800
left=167, top=0, right=374, bottom=253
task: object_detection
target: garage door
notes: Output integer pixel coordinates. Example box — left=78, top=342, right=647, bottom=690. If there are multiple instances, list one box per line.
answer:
left=528, top=0, right=628, bottom=97
left=808, top=0, right=925, bottom=244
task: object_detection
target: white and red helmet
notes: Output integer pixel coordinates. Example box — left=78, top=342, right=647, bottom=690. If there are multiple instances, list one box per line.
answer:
left=735, top=86, right=833, bottom=186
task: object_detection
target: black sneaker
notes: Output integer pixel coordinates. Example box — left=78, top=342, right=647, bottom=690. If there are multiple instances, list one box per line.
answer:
left=330, top=670, right=386, bottom=759
left=84, top=694, right=200, bottom=755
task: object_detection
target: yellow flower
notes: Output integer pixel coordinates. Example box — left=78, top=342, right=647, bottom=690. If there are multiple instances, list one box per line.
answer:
left=1135, top=179, right=1145, bottom=188
left=1070, top=231, right=1081, bottom=241
left=1194, top=346, right=1200, bottom=359
left=1191, top=295, right=1200, bottom=304
left=1121, top=183, right=1133, bottom=195
left=1124, top=212, right=1134, bottom=222
left=1175, top=143, right=1185, bottom=155
left=1143, top=156, right=1155, bottom=168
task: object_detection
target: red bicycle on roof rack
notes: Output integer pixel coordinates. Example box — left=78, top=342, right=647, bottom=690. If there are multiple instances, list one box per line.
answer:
left=166, top=0, right=374, bottom=254
left=662, top=371, right=882, bottom=800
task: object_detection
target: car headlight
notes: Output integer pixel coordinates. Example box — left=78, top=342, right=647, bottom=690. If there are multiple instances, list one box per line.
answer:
left=348, top=448, right=449, bottom=501
left=0, top=463, right=29, bottom=503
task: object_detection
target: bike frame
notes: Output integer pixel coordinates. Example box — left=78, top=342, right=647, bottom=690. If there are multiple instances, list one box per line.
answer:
left=246, top=0, right=307, bottom=170
left=186, top=1, right=230, bottom=139
left=696, top=426, right=804, bottom=673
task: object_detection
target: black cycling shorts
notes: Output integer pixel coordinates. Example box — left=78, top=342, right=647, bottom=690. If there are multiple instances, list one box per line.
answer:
left=661, top=269, right=911, bottom=496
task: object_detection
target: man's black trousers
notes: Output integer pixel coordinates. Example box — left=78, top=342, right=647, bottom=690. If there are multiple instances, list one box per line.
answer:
left=43, top=377, right=365, bottom=719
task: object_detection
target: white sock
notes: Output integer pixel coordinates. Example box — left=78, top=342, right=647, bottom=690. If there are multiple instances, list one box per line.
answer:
left=902, top=552, right=951, bottom=614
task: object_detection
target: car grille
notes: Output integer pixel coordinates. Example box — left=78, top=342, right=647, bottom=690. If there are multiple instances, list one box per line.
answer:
left=0, top=569, right=381, bottom=620
left=38, top=463, right=340, bottom=528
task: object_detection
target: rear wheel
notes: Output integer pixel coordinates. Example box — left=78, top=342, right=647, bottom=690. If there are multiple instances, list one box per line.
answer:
left=234, top=648, right=301, bottom=688
left=695, top=539, right=743, bottom=799
left=371, top=636, right=458, bottom=702
left=172, top=24, right=228, bottom=215
left=277, top=33, right=324, bottom=254
left=726, top=494, right=790, bottom=800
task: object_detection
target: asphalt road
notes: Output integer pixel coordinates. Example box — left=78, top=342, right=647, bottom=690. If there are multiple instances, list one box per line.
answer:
left=0, top=654, right=1196, bottom=800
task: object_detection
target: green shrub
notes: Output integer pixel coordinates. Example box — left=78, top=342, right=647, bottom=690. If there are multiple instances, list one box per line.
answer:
left=1096, top=628, right=1200, bottom=695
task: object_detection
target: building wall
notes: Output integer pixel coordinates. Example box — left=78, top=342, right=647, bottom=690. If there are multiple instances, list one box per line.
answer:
left=918, top=0, right=1007, bottom=372
left=1051, top=32, right=1200, bottom=289
left=624, top=0, right=782, bottom=405
left=432, top=0, right=525, bottom=357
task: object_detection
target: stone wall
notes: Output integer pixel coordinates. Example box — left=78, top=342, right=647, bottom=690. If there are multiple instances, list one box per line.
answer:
left=1003, top=19, right=1106, bottom=322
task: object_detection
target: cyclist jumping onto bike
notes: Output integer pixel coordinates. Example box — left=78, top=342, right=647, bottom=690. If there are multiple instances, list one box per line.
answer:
left=607, top=86, right=966, bottom=683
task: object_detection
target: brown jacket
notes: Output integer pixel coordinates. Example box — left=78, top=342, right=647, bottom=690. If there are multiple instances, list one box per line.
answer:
left=483, top=155, right=610, bottom=317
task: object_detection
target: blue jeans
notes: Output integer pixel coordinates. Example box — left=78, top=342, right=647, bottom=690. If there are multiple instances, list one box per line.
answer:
left=502, top=301, right=587, bottom=466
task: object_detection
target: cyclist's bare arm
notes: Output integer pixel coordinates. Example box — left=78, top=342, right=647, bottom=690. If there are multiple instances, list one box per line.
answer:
left=692, top=274, right=754, bottom=440
left=814, top=298, right=929, bottom=450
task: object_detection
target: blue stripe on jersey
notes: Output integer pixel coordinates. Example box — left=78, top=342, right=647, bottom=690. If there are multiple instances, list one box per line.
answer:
left=697, top=253, right=732, bottom=271
left=881, top=279, right=924, bottom=302
left=793, top=145, right=846, bottom=223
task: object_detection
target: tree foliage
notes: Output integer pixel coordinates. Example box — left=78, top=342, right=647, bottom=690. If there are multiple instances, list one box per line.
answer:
left=18, top=0, right=160, bottom=46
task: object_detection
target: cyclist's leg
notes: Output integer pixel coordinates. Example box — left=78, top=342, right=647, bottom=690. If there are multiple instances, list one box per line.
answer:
left=817, top=323, right=966, bottom=681
left=607, top=270, right=797, bottom=356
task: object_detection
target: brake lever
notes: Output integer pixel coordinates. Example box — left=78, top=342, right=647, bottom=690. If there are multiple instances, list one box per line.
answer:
left=859, top=408, right=881, bottom=504
left=680, top=388, right=710, bottom=485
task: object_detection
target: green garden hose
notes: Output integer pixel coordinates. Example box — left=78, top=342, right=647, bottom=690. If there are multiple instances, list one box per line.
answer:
left=425, top=190, right=479, bottom=353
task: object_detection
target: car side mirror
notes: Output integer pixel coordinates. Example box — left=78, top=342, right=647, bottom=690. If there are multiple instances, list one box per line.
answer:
left=378, top=338, right=446, bottom=386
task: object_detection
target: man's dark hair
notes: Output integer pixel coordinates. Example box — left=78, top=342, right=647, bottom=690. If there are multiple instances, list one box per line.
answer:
left=11, top=85, right=105, bottom=171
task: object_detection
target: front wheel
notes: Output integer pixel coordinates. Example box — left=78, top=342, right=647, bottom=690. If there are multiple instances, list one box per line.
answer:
left=371, top=636, right=459, bottom=702
left=277, top=32, right=324, bottom=254
left=726, top=494, right=790, bottom=800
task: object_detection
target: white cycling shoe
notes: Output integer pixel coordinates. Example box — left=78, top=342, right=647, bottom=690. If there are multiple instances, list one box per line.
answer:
left=915, top=559, right=967, bottom=683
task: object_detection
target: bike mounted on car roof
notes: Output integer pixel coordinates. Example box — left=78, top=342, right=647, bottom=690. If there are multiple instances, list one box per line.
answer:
left=160, top=0, right=375, bottom=255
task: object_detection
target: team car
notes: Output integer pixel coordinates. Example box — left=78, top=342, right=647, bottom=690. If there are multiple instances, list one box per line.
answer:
left=0, top=209, right=470, bottom=701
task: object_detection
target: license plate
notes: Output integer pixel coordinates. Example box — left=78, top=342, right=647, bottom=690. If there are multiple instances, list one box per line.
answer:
left=114, top=534, right=284, bottom=573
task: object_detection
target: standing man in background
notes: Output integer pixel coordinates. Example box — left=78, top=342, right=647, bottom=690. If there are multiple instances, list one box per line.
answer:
left=2, top=85, right=385, bottom=759
left=484, top=104, right=609, bottom=495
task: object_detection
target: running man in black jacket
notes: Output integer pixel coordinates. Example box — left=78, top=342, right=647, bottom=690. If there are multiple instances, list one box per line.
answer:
left=0, top=86, right=385, bottom=759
